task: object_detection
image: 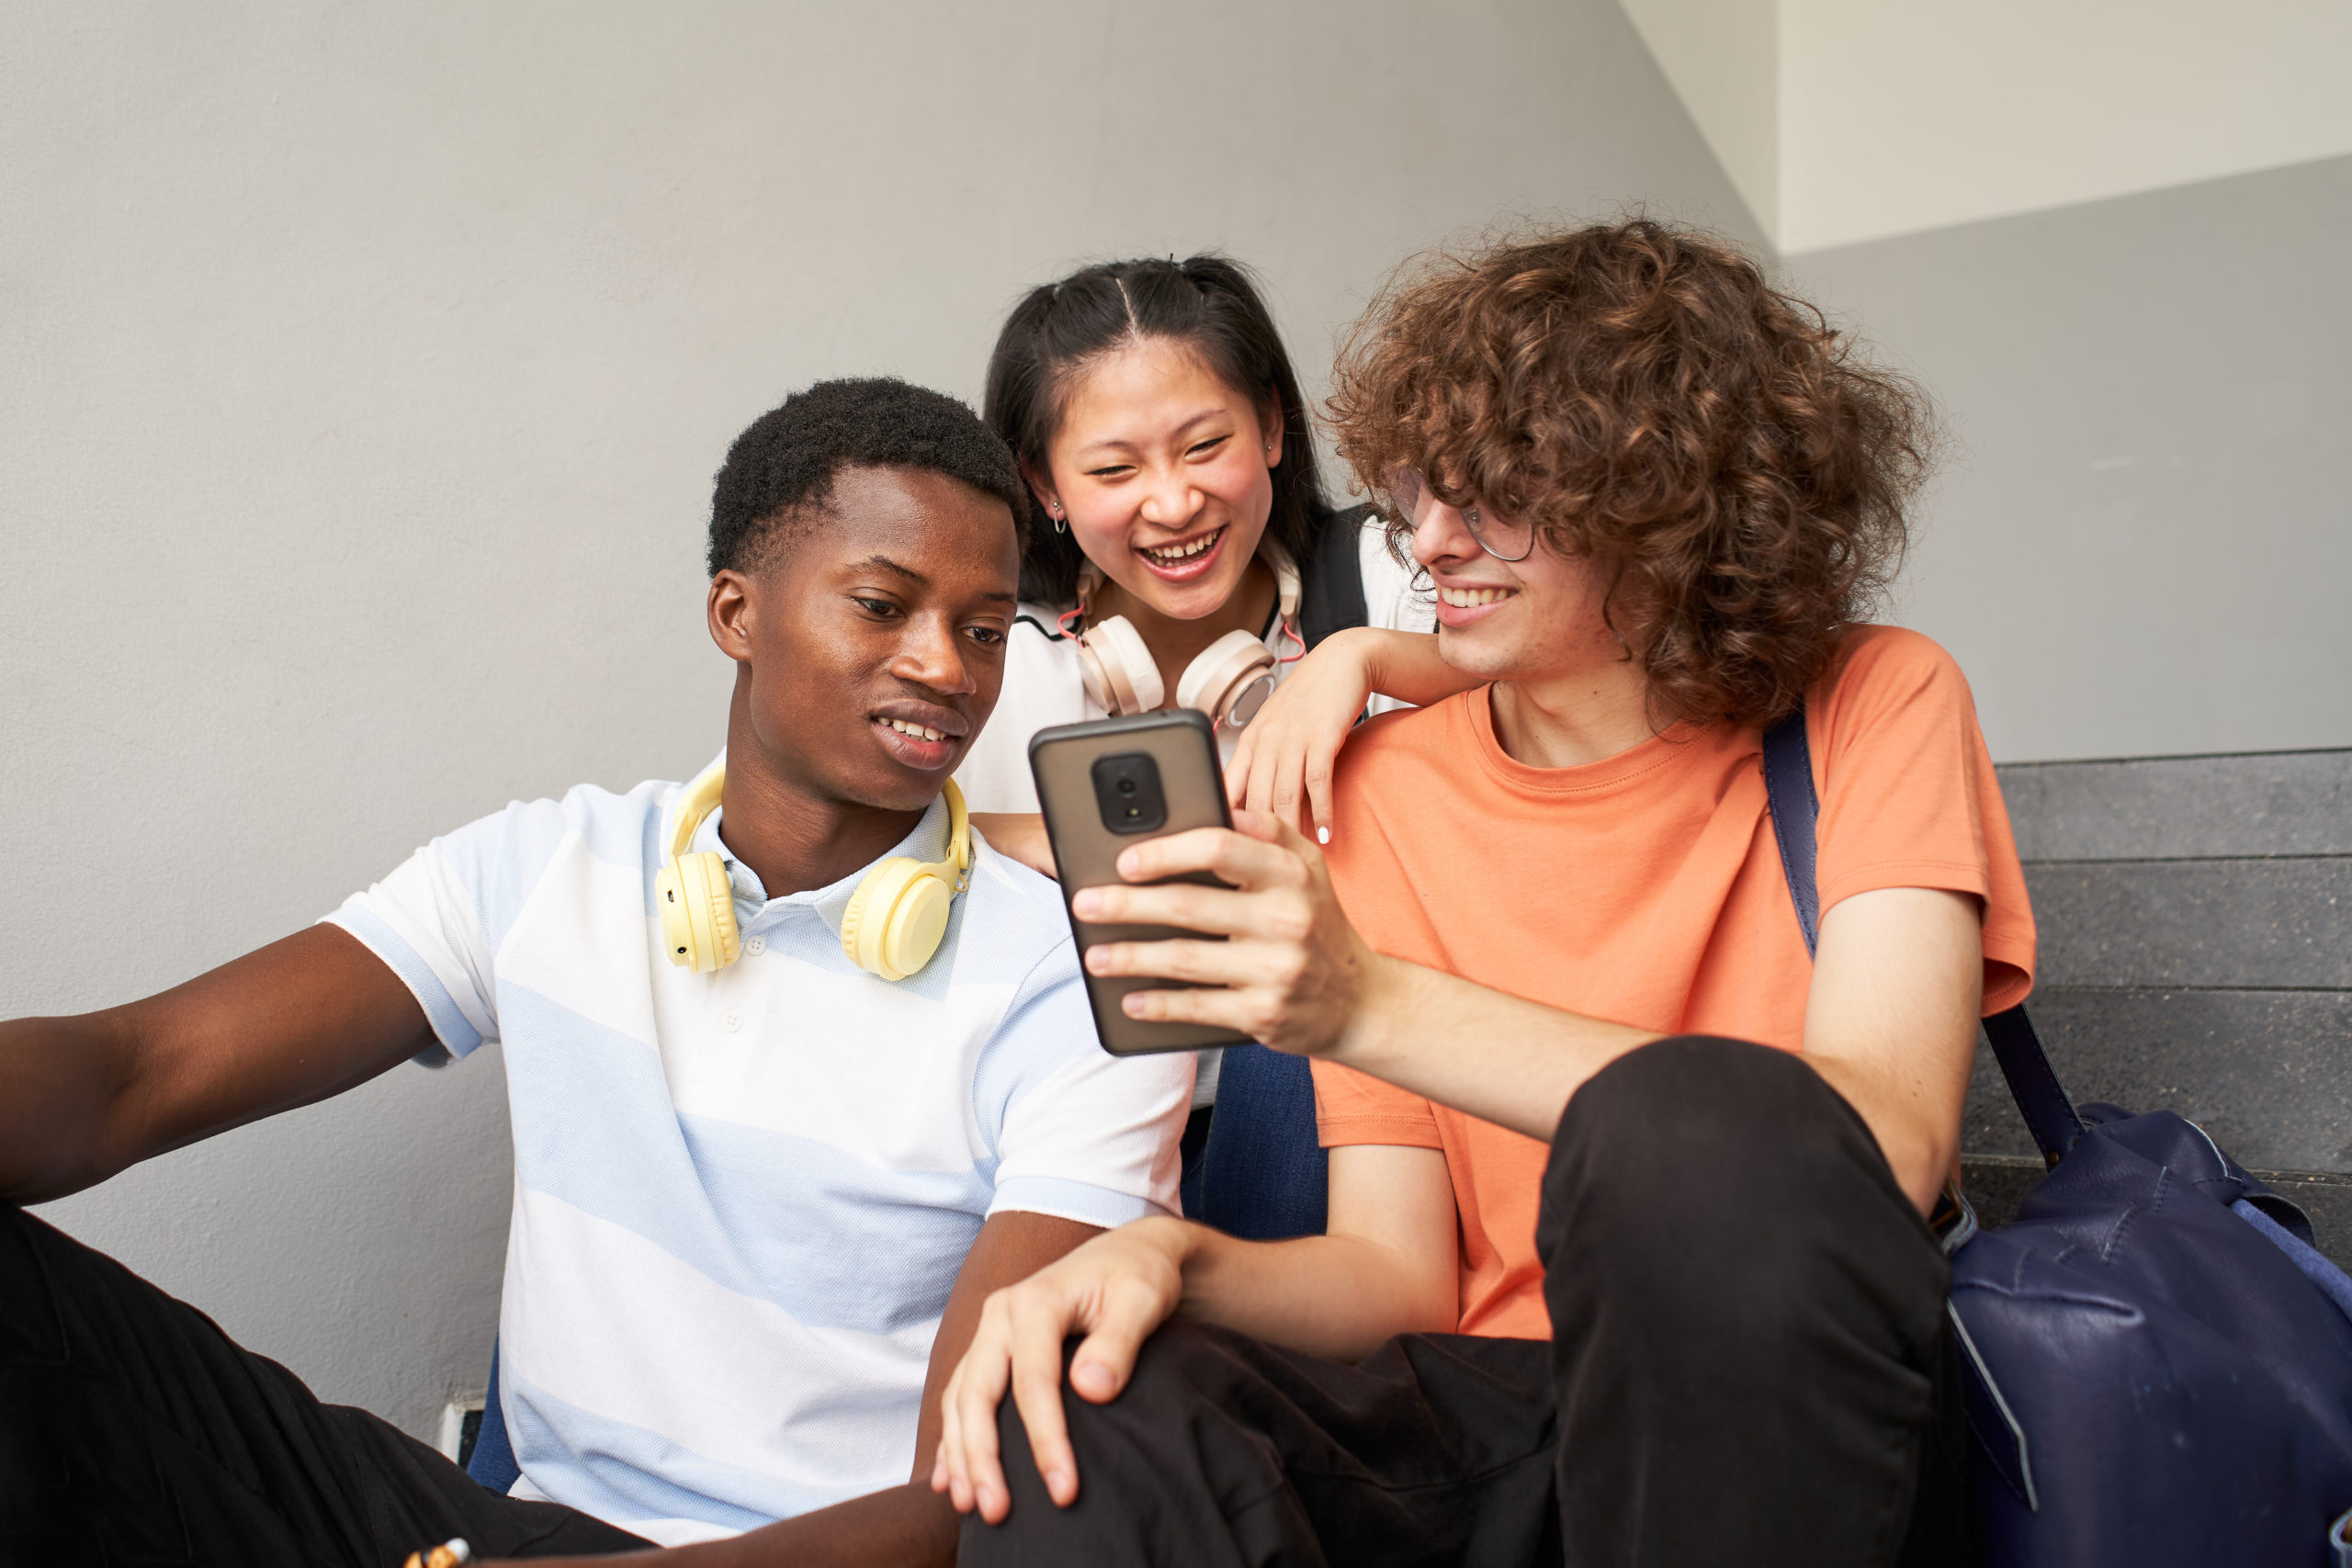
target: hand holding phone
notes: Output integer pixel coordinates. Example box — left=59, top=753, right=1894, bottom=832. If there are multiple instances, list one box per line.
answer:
left=1028, top=712, right=1248, bottom=1055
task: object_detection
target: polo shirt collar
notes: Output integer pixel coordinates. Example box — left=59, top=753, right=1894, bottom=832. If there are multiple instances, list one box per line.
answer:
left=687, top=783, right=957, bottom=939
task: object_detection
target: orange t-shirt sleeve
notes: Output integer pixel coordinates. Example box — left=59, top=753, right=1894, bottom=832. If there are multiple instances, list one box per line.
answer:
left=1311, top=1058, right=1445, bottom=1150
left=1812, top=626, right=2038, bottom=1013
left=1314, top=758, right=1453, bottom=1151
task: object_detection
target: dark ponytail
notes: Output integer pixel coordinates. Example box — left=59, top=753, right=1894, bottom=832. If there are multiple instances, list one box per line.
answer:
left=982, top=254, right=1332, bottom=605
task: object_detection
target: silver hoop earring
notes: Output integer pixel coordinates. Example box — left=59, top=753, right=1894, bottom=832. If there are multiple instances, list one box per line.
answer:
left=1046, top=502, right=1066, bottom=535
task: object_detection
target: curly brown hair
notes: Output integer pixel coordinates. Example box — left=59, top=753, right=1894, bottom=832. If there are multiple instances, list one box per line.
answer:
left=1326, top=218, right=1936, bottom=728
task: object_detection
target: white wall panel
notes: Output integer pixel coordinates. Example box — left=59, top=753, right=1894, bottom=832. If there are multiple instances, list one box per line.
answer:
left=2, top=0, right=1749, bottom=1439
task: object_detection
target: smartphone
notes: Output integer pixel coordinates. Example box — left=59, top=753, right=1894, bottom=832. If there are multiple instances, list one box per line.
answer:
left=1029, top=710, right=1250, bottom=1055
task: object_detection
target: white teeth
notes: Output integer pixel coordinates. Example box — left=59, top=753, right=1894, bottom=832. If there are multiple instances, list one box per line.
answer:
left=881, top=718, right=945, bottom=741
left=1143, top=530, right=1219, bottom=563
left=1440, top=586, right=1514, bottom=608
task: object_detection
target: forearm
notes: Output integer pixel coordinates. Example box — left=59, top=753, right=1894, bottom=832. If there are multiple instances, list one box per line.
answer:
left=1164, top=1214, right=1453, bottom=1362
left=1331, top=904, right=1977, bottom=1217
left=504, top=1483, right=956, bottom=1568
left=1802, top=1055, right=1957, bottom=1217
left=1328, top=957, right=1660, bottom=1144
left=0, top=1012, right=137, bottom=1203
left=1348, top=628, right=1484, bottom=708
left=3, top=927, right=435, bottom=1206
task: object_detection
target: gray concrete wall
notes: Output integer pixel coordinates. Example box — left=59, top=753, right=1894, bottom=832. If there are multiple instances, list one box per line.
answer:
left=1788, top=153, right=2352, bottom=762
left=1, top=1, right=1751, bottom=1439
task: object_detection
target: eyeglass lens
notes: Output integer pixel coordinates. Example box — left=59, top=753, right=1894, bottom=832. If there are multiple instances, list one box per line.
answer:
left=1389, top=467, right=1533, bottom=561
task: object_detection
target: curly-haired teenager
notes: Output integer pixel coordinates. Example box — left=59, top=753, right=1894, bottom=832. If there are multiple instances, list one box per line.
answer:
left=932, top=221, right=2038, bottom=1568
left=0, top=379, right=1192, bottom=1566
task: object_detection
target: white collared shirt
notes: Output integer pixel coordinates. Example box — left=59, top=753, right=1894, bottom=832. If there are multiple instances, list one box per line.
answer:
left=326, top=775, right=1192, bottom=1545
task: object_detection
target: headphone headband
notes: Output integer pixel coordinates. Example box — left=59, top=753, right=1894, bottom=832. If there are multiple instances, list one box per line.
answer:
left=941, top=776, right=972, bottom=885
left=668, top=755, right=729, bottom=863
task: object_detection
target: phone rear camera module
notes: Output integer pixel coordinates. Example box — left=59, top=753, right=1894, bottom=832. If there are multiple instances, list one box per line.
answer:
left=1091, top=751, right=1167, bottom=835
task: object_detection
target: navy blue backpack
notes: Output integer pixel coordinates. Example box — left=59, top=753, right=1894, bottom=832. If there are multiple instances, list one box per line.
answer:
left=1763, top=707, right=2352, bottom=1567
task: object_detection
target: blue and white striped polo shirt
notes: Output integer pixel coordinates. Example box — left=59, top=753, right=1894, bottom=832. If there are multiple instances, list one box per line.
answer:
left=325, top=767, right=1193, bottom=1546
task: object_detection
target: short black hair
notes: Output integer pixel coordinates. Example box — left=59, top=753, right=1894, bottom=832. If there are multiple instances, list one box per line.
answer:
left=707, top=378, right=1029, bottom=576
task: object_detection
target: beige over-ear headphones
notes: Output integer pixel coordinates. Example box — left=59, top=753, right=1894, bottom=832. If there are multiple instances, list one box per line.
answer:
left=656, top=757, right=971, bottom=981
left=1068, top=545, right=1303, bottom=729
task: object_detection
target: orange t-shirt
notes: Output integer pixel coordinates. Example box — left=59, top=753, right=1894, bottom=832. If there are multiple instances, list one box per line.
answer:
left=1312, top=626, right=2036, bottom=1340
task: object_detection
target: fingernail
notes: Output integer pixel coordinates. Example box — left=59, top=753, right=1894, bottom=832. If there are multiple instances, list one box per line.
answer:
left=1117, top=849, right=1139, bottom=877
left=1317, top=826, right=1330, bottom=844
left=1071, top=1360, right=1112, bottom=1396
left=1071, top=888, right=1100, bottom=919
left=1047, top=1467, right=1073, bottom=1498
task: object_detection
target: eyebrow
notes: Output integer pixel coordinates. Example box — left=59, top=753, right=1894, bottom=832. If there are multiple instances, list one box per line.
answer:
left=855, top=554, right=1016, bottom=604
left=854, top=554, right=929, bottom=586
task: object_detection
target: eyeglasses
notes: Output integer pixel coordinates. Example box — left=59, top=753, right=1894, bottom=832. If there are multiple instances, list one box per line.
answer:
left=1385, top=467, right=1535, bottom=562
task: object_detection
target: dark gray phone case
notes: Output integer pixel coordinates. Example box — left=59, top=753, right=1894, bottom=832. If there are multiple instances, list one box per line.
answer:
left=1029, top=710, right=1249, bottom=1055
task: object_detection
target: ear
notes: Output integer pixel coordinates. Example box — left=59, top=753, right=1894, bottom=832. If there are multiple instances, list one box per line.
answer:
left=1018, top=455, right=1061, bottom=517
left=707, top=570, right=755, bottom=663
left=1259, top=395, right=1285, bottom=468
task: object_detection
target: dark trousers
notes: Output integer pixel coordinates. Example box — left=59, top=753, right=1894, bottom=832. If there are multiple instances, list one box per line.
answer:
left=960, top=1036, right=1969, bottom=1568
left=0, top=1204, right=647, bottom=1566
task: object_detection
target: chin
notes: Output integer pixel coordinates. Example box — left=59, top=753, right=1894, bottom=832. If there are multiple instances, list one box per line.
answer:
left=855, top=770, right=956, bottom=815
left=1436, top=626, right=1525, bottom=682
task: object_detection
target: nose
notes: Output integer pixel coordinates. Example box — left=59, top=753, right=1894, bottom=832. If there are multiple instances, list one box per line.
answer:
left=1409, top=491, right=1484, bottom=570
left=1136, top=461, right=1202, bottom=530
left=889, top=611, right=978, bottom=699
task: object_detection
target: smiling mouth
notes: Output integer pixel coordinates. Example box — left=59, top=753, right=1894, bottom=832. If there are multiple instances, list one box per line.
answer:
left=1438, top=585, right=1516, bottom=607
left=868, top=712, right=965, bottom=772
left=1138, top=526, right=1224, bottom=568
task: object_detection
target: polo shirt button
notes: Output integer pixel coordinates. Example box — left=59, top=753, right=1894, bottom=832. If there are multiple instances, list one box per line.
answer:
left=721, top=1010, right=742, bottom=1032
left=743, top=935, right=766, bottom=955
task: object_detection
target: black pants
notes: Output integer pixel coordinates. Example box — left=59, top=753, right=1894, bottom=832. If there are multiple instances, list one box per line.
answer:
left=960, top=1036, right=1969, bottom=1568
left=0, top=1204, right=647, bottom=1566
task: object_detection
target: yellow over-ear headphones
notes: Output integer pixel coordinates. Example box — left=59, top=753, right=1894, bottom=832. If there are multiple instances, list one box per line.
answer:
left=656, top=757, right=972, bottom=982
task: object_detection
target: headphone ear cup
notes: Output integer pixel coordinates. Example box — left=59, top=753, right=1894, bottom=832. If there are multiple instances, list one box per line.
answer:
left=1080, top=615, right=1163, bottom=715
left=658, top=851, right=741, bottom=973
left=1178, top=628, right=1276, bottom=725
left=841, top=857, right=955, bottom=981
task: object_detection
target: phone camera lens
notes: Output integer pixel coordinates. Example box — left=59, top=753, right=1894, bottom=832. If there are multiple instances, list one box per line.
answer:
left=1091, top=750, right=1169, bottom=836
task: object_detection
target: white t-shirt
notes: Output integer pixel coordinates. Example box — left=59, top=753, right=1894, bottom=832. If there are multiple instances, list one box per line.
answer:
left=956, top=510, right=1435, bottom=1106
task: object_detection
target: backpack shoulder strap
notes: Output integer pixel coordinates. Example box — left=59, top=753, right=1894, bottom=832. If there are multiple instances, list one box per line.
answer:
left=1760, top=707, right=1823, bottom=957
left=1758, top=701, right=2084, bottom=1163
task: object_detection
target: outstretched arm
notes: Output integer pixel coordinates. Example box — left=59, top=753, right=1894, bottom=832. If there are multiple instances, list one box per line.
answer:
left=972, top=630, right=1479, bottom=880
left=0, top=923, right=436, bottom=1205
left=1082, top=814, right=1982, bottom=1215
